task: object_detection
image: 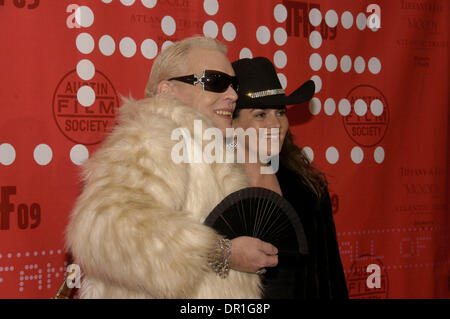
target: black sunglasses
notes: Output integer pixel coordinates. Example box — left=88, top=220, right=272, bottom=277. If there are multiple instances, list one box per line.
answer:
left=168, top=70, right=239, bottom=93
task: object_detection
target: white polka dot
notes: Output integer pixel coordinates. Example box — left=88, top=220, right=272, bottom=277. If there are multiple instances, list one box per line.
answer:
left=310, top=75, right=321, bottom=93
left=351, top=146, right=364, bottom=164
left=120, top=0, right=135, bottom=6
left=325, top=10, right=338, bottom=28
left=203, top=20, right=218, bottom=38
left=256, top=26, right=271, bottom=45
left=16, top=253, right=21, bottom=258
left=161, top=40, right=173, bottom=51
left=277, top=73, right=287, bottom=89
left=274, top=27, right=287, bottom=46
left=76, top=59, right=95, bottom=81
left=356, top=13, right=367, bottom=30
left=274, top=4, right=288, bottom=23
left=141, top=0, right=157, bottom=8
left=99, top=35, right=115, bottom=56
left=75, top=6, right=94, bottom=28
left=302, top=147, right=314, bottom=163
left=161, top=16, right=176, bottom=36
left=354, top=56, right=365, bottom=73
left=324, top=98, right=336, bottom=116
left=354, top=99, right=367, bottom=116
left=341, top=11, right=353, bottom=29
left=370, top=99, right=384, bottom=116
left=204, top=0, right=218, bottom=15
left=77, top=86, right=96, bottom=107
left=274, top=50, right=287, bottom=69
left=76, top=33, right=95, bottom=54
left=340, top=55, right=352, bottom=73
left=119, top=37, right=137, bottom=58
left=70, top=144, right=89, bottom=165
left=239, top=48, right=252, bottom=59
left=309, top=53, right=322, bottom=71
left=141, top=39, right=158, bottom=59
left=222, top=22, right=236, bottom=41
left=309, top=98, right=321, bottom=115
left=33, top=144, right=53, bottom=166
left=368, top=57, right=381, bottom=74
left=325, top=54, right=338, bottom=72
left=309, top=30, right=322, bottom=49
left=102, top=0, right=112, bottom=3
left=374, top=146, right=385, bottom=163
left=309, top=8, right=322, bottom=27
left=0, top=143, right=16, bottom=166
left=326, top=147, right=339, bottom=164
left=338, top=99, right=351, bottom=116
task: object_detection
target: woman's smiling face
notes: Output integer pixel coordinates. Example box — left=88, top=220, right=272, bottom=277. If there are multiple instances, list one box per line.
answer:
left=232, top=108, right=289, bottom=159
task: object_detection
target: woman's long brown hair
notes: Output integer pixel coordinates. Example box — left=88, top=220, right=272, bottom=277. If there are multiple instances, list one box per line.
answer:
left=279, top=130, right=328, bottom=202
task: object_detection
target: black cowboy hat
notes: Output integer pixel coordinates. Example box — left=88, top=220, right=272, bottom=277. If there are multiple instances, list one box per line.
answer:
left=232, top=57, right=315, bottom=110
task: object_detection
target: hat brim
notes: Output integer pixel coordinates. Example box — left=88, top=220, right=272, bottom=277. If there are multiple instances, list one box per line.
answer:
left=236, top=80, right=315, bottom=109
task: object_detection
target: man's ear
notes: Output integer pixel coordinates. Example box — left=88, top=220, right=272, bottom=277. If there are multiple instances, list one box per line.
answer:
left=157, top=80, right=172, bottom=94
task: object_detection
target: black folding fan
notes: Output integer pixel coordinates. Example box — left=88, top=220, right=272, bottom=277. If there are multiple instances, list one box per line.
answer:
left=204, top=187, right=308, bottom=257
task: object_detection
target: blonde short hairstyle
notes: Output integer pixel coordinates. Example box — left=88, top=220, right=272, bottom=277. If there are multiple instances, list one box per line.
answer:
left=144, top=36, right=228, bottom=97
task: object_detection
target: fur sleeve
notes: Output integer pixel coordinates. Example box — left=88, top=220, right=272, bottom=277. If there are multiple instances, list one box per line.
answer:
left=65, top=96, right=220, bottom=298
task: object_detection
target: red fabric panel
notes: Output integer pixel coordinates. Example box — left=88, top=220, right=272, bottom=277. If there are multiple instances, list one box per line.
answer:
left=0, top=0, right=448, bottom=298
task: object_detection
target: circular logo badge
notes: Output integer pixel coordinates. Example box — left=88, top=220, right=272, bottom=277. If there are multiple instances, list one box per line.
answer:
left=342, top=85, right=389, bottom=147
left=52, top=70, right=120, bottom=145
left=348, top=254, right=389, bottom=299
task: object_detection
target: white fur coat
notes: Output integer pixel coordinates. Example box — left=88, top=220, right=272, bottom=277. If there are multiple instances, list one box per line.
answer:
left=65, top=94, right=262, bottom=298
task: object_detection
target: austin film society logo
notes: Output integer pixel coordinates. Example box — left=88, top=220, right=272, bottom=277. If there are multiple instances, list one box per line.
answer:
left=343, top=85, right=389, bottom=147
left=52, top=70, right=120, bottom=145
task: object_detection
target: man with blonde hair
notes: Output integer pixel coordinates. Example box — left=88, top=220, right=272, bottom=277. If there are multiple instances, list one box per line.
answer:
left=65, top=36, right=278, bottom=298
left=144, top=36, right=227, bottom=97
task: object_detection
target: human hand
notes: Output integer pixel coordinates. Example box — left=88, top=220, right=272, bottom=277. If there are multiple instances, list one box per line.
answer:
left=229, top=236, right=278, bottom=273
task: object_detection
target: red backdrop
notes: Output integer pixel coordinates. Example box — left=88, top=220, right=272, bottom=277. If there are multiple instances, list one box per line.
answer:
left=0, top=0, right=448, bottom=299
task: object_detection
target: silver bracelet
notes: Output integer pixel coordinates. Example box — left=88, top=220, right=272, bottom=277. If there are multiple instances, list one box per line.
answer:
left=208, top=238, right=232, bottom=278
